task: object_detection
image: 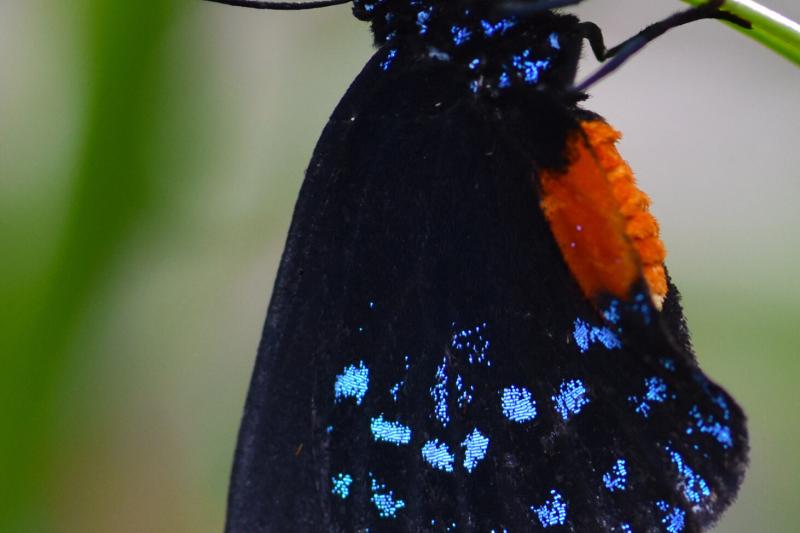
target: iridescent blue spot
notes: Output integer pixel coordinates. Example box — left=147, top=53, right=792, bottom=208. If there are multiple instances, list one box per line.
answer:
left=501, top=386, right=537, bottom=422
left=469, top=80, right=479, bottom=93
left=451, top=25, right=472, bottom=45
left=334, top=361, right=369, bottom=405
left=552, top=379, right=590, bottom=420
left=531, top=490, right=567, bottom=527
left=628, top=376, right=671, bottom=417
left=456, top=374, right=474, bottom=408
left=370, top=415, right=411, bottom=445
left=370, top=477, right=406, bottom=518
left=603, top=300, right=621, bottom=324
left=656, top=501, right=685, bottom=533
left=468, top=58, right=480, bottom=70
left=549, top=32, right=561, bottom=50
left=380, top=48, right=398, bottom=71
left=462, top=428, right=489, bottom=473
left=451, top=322, right=491, bottom=365
left=602, top=459, right=628, bottom=492
left=632, top=292, right=652, bottom=325
left=421, top=439, right=455, bottom=472
left=687, top=405, right=733, bottom=449
left=572, top=318, right=621, bottom=353
left=430, top=357, right=450, bottom=426
left=661, top=358, right=676, bottom=372
left=326, top=425, right=333, bottom=434
left=368, top=300, right=376, bottom=309
left=511, top=49, right=552, bottom=84
left=389, top=381, right=403, bottom=402
left=666, top=447, right=710, bottom=504
left=498, top=71, right=511, bottom=88
left=480, top=18, right=515, bottom=37
left=416, top=9, right=431, bottom=34
left=331, top=473, right=353, bottom=499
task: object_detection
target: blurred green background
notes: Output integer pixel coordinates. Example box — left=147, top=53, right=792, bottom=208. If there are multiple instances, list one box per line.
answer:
left=1, top=0, right=797, bottom=531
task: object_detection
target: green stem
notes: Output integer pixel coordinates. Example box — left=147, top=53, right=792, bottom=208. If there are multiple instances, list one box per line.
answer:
left=682, top=0, right=800, bottom=66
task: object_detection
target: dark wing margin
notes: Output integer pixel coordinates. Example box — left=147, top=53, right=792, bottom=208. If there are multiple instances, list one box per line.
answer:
left=225, top=47, right=747, bottom=533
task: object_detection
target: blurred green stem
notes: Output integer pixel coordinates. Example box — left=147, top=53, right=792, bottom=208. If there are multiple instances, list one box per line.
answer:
left=0, top=1, right=180, bottom=529
left=682, top=0, right=800, bottom=65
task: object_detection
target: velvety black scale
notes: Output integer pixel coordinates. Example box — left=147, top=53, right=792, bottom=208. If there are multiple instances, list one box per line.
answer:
left=225, top=49, right=747, bottom=532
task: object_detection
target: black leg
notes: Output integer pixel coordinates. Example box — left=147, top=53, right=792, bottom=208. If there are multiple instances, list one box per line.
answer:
left=201, top=0, right=351, bottom=10
left=576, top=0, right=751, bottom=91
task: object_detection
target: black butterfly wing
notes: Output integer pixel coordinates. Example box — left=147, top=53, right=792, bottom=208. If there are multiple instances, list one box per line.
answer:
left=225, top=49, right=747, bottom=532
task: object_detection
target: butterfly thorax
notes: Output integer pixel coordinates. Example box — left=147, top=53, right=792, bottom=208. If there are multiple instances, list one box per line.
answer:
left=352, top=0, right=584, bottom=95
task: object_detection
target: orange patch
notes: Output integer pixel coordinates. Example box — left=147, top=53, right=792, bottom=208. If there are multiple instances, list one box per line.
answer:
left=539, top=120, right=667, bottom=309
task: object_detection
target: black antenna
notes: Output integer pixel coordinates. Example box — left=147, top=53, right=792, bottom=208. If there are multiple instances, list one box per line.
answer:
left=202, top=0, right=352, bottom=10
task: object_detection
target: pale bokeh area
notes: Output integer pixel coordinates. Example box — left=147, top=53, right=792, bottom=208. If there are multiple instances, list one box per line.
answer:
left=1, top=0, right=798, bottom=531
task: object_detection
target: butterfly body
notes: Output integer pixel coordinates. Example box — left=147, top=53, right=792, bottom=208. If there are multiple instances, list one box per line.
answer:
left=225, top=21, right=747, bottom=529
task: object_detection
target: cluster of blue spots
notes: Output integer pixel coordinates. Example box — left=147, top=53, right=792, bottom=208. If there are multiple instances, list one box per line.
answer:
left=661, top=358, right=676, bottom=372
left=334, top=361, right=369, bottom=405
left=451, top=25, right=472, bottom=45
left=416, top=8, right=431, bottom=34
left=370, top=477, right=406, bottom=518
left=451, top=322, right=491, bottom=365
left=531, top=490, right=567, bottom=527
left=695, top=373, right=732, bottom=420
left=656, top=501, right=686, bottom=533
left=370, top=415, right=412, bottom=445
left=602, top=459, right=628, bottom=492
left=552, top=379, right=590, bottom=420
left=455, top=374, right=474, bottom=408
left=331, top=473, right=353, bottom=499
left=631, top=292, right=652, bottom=325
left=421, top=439, right=455, bottom=472
left=620, top=524, right=632, bottom=533
left=403, top=354, right=410, bottom=371
left=461, top=428, right=490, bottom=473
left=510, top=49, right=552, bottom=85
left=500, top=386, right=537, bottom=422
left=380, top=48, right=398, bottom=71
left=480, top=18, right=515, bottom=37
left=603, top=300, right=621, bottom=324
left=389, top=381, right=403, bottom=402
left=687, top=405, right=733, bottom=449
left=430, top=357, right=450, bottom=426
left=468, top=57, right=480, bottom=70
left=430, top=519, right=458, bottom=531
left=549, top=32, right=561, bottom=50
left=666, top=447, right=710, bottom=504
left=628, top=376, right=670, bottom=418
left=498, top=71, right=511, bottom=88
left=572, top=318, right=622, bottom=353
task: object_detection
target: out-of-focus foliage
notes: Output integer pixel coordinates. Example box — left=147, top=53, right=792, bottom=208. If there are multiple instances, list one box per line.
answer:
left=1, top=0, right=797, bottom=531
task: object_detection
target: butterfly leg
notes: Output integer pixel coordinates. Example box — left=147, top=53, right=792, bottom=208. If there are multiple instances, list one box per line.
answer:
left=576, top=0, right=751, bottom=91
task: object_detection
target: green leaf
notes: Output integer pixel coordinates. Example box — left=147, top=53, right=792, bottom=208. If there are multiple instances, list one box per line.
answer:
left=682, top=0, right=800, bottom=66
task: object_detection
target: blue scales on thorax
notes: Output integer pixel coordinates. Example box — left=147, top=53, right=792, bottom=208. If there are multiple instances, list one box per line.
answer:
left=352, top=0, right=582, bottom=95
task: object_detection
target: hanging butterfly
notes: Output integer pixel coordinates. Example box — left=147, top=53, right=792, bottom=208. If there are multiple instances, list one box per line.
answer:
left=205, top=0, right=752, bottom=531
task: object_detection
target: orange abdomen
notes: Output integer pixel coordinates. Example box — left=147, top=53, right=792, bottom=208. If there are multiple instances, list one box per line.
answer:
left=539, top=120, right=667, bottom=309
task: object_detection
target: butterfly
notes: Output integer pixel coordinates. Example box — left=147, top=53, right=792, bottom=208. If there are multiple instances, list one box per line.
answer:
left=206, top=0, right=752, bottom=531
